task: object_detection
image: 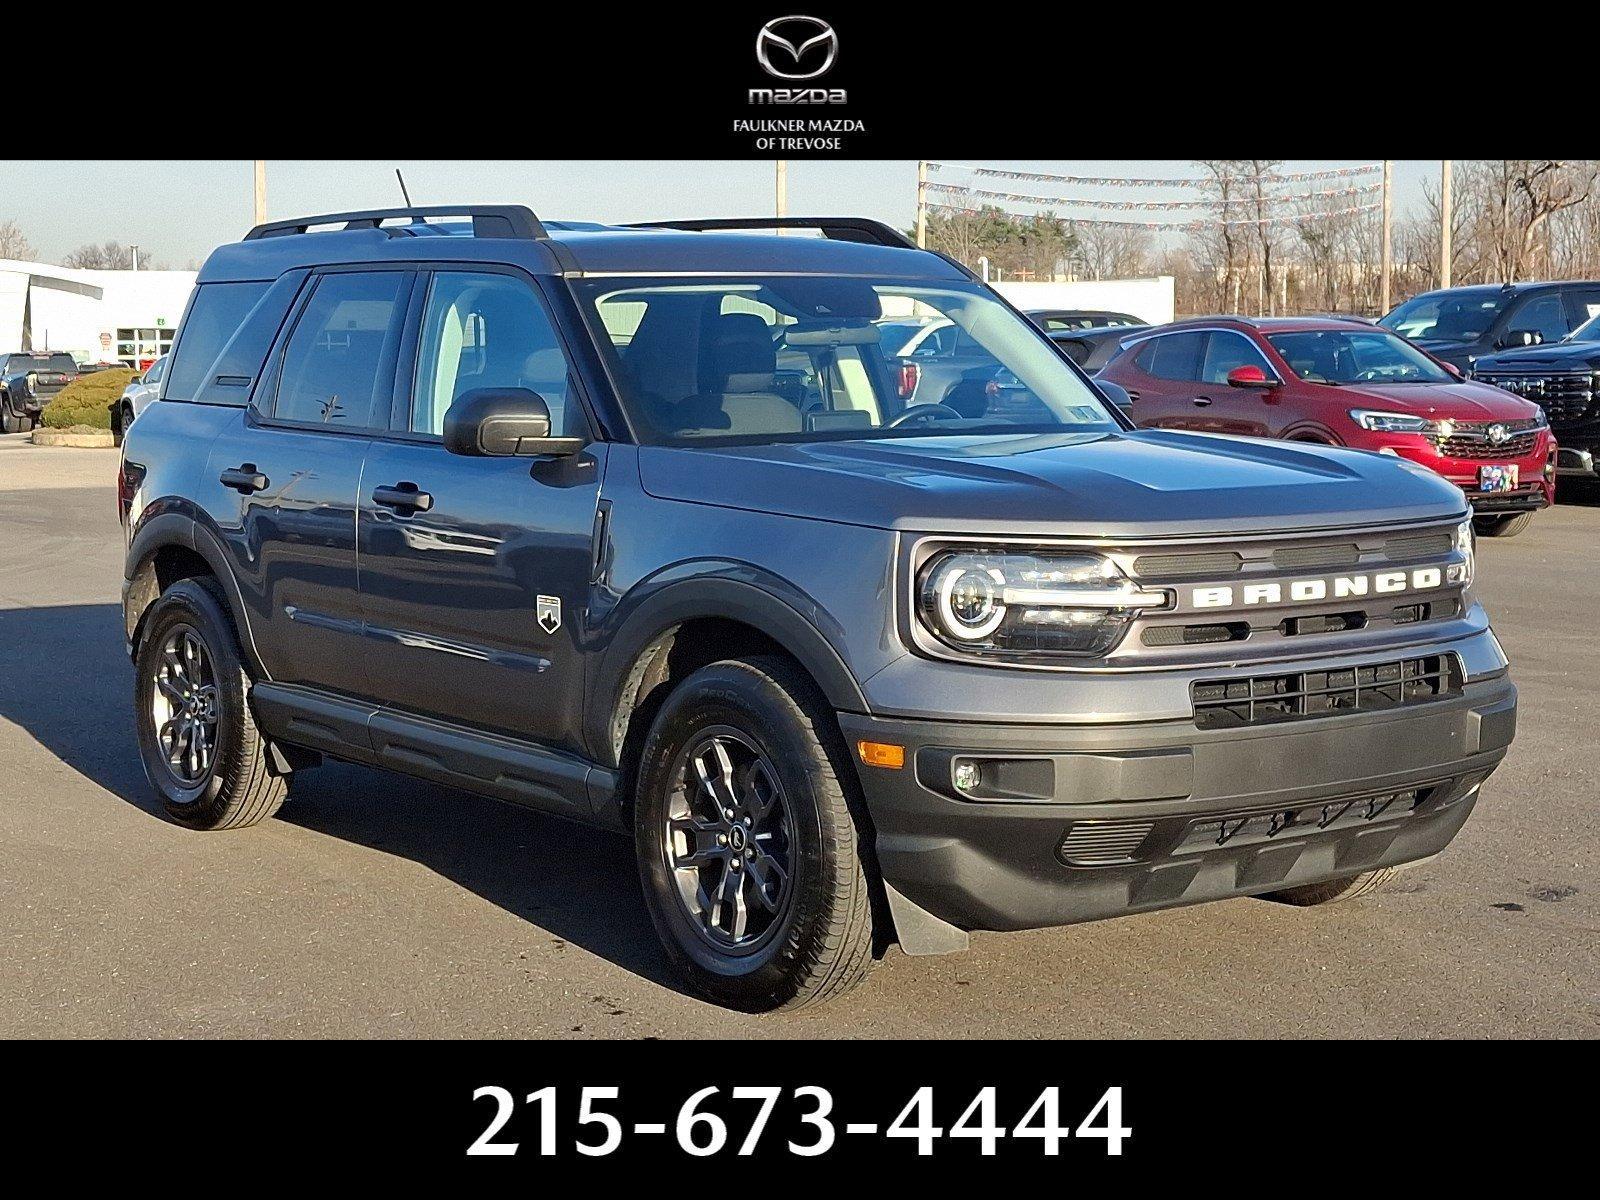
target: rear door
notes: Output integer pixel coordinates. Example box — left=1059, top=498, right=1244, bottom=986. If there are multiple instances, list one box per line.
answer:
left=201, top=267, right=414, bottom=698
left=1116, top=330, right=1206, bottom=428
left=356, top=266, right=604, bottom=757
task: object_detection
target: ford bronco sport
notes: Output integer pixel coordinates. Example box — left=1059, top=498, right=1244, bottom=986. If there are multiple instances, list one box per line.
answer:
left=119, top=206, right=1518, bottom=1012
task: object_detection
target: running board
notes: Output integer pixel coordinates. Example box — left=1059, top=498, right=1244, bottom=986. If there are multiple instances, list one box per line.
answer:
left=249, top=682, right=620, bottom=829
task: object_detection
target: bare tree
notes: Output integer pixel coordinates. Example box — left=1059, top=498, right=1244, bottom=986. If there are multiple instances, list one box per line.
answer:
left=62, top=241, right=137, bottom=270
left=0, top=219, right=34, bottom=260
left=1074, top=223, right=1153, bottom=281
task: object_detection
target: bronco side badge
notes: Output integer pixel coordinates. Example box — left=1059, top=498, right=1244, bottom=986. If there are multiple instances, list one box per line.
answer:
left=536, top=595, right=562, bottom=634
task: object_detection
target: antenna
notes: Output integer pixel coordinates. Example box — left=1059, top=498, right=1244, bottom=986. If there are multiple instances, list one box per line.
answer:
left=395, top=169, right=413, bottom=206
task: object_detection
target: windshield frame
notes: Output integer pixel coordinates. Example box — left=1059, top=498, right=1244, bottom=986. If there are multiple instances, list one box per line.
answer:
left=568, top=273, right=1130, bottom=448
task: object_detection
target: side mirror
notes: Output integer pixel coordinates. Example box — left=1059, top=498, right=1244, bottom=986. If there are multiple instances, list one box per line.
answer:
left=1095, top=380, right=1134, bottom=409
left=1226, top=365, right=1278, bottom=389
left=1440, top=361, right=1465, bottom=379
left=442, top=387, right=583, bottom=458
left=130, top=374, right=143, bottom=385
left=1497, top=329, right=1543, bottom=349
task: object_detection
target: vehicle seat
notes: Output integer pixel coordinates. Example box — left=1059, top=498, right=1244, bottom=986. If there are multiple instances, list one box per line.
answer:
left=674, top=313, right=802, bottom=436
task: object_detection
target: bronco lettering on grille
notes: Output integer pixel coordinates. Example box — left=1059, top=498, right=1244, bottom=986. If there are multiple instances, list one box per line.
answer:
left=1193, top=567, right=1443, bottom=608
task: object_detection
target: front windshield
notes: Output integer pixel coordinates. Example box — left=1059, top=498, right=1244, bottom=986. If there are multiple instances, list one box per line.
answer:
left=1379, top=290, right=1507, bottom=341
left=574, top=276, right=1119, bottom=445
left=1268, top=329, right=1453, bottom=385
left=1569, top=313, right=1600, bottom=342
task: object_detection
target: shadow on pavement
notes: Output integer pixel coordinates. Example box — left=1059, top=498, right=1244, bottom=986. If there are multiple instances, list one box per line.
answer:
left=0, top=602, right=677, bottom=992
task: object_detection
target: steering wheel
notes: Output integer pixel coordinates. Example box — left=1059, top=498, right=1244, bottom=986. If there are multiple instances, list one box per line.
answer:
left=886, top=402, right=963, bottom=429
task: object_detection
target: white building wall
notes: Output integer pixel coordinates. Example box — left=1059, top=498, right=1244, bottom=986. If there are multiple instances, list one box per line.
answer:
left=992, top=276, right=1175, bottom=326
left=0, top=260, right=196, bottom=363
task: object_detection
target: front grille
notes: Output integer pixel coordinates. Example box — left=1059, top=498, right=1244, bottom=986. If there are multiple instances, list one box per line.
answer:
left=1435, top=430, right=1539, bottom=459
left=1382, top=532, right=1451, bottom=560
left=1192, top=654, right=1459, bottom=729
left=1058, top=821, right=1154, bottom=866
left=1131, top=550, right=1241, bottom=578
left=1272, top=542, right=1359, bottom=570
left=1474, top=369, right=1596, bottom=425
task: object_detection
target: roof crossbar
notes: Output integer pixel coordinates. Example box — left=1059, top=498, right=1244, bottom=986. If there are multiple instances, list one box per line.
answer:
left=244, top=205, right=547, bottom=241
left=627, top=217, right=918, bottom=250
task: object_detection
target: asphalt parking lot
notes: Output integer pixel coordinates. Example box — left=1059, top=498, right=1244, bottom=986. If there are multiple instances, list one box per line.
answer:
left=1, top=431, right=1595, bottom=1038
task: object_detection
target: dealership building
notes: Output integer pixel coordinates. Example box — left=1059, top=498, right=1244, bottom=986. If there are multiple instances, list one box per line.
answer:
left=0, top=259, right=197, bottom=369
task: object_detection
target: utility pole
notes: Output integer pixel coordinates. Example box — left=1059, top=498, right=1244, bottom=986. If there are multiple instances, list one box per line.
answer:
left=1440, top=160, right=1453, bottom=290
left=916, top=160, right=928, bottom=249
left=253, top=160, right=267, bottom=226
left=1379, top=159, right=1393, bottom=315
left=130, top=245, right=139, bottom=272
left=775, top=160, right=787, bottom=221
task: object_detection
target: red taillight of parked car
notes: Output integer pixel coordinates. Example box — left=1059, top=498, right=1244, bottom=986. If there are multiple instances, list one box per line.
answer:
left=117, top=459, right=145, bottom=524
left=897, top=361, right=920, bottom=399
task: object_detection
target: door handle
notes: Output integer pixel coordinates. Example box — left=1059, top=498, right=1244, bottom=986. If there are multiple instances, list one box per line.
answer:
left=372, top=482, right=434, bottom=513
left=1191, top=397, right=1213, bottom=407
left=219, top=465, right=268, bottom=494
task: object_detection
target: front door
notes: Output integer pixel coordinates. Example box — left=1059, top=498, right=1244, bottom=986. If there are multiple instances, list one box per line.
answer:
left=1193, top=330, right=1276, bottom=437
left=356, top=268, right=604, bottom=756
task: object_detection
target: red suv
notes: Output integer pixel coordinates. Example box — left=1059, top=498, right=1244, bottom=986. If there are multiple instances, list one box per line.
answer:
left=1098, top=316, right=1556, bottom=537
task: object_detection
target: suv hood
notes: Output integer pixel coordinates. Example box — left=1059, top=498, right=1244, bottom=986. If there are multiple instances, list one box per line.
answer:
left=1328, top=380, right=1543, bottom=421
left=1475, top=339, right=1600, bottom=372
left=637, top=430, right=1467, bottom=538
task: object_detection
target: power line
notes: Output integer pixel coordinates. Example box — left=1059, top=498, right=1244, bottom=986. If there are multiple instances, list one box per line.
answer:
left=927, top=162, right=1381, bottom=188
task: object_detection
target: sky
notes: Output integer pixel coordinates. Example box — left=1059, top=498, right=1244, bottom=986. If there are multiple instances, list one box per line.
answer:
left=0, top=160, right=1442, bottom=269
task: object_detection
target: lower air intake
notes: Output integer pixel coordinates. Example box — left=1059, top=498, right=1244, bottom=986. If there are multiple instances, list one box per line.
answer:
left=1058, top=821, right=1154, bottom=866
left=1192, top=654, right=1460, bottom=730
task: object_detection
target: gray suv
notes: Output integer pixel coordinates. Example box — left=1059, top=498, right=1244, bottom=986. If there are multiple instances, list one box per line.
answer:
left=119, top=206, right=1517, bottom=1011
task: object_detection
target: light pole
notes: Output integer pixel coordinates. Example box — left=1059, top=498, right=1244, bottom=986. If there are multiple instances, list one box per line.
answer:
left=253, top=160, right=267, bottom=226
left=1440, top=160, right=1453, bottom=290
left=1379, top=159, right=1393, bottom=315
left=916, top=160, right=928, bottom=249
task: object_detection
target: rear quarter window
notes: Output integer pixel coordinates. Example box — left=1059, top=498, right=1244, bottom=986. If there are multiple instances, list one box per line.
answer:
left=164, top=281, right=272, bottom=403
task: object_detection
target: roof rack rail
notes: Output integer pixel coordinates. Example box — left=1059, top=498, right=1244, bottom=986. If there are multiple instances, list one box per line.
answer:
left=244, top=205, right=548, bottom=242
left=627, top=217, right=918, bottom=250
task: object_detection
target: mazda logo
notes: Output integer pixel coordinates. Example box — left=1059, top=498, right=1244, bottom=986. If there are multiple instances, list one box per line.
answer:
left=756, top=15, right=838, bottom=80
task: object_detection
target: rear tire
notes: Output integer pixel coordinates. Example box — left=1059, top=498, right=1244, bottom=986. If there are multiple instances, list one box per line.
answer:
left=1263, top=866, right=1403, bottom=906
left=0, top=399, right=18, bottom=434
left=634, top=655, right=875, bottom=1013
left=134, top=578, right=286, bottom=830
left=1473, top=511, right=1533, bottom=538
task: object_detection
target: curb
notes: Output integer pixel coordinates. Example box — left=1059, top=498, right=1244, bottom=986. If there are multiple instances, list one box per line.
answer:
left=30, top=428, right=117, bottom=449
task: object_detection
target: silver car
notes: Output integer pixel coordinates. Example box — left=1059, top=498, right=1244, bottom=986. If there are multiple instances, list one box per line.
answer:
left=115, top=354, right=168, bottom=439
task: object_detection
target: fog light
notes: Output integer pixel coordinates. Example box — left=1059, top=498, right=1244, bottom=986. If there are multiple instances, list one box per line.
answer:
left=953, top=760, right=981, bottom=793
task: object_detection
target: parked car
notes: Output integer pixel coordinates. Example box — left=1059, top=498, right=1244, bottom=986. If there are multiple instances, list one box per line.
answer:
left=1098, top=316, right=1554, bottom=536
left=1048, top=324, right=1149, bottom=373
left=1, top=350, right=79, bottom=433
left=1379, top=281, right=1600, bottom=371
left=119, top=206, right=1515, bottom=1011
left=1472, top=309, right=1600, bottom=483
left=1027, top=309, right=1144, bottom=332
left=110, top=354, right=168, bottom=443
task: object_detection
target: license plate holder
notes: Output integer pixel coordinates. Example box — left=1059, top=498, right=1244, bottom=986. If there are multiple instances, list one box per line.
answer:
left=1479, top=464, right=1518, bottom=492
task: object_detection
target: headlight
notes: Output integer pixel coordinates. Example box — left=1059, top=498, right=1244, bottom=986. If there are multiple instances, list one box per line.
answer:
left=1349, top=409, right=1449, bottom=435
left=917, top=550, right=1168, bottom=658
left=1451, top=518, right=1475, bottom=587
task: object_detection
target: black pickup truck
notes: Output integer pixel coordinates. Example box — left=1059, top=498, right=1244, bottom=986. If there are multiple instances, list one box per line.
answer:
left=1, top=351, right=79, bottom=432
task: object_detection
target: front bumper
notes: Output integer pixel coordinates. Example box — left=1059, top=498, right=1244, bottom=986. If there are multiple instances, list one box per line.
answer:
left=839, top=674, right=1515, bottom=937
left=1384, top=439, right=1554, bottom=511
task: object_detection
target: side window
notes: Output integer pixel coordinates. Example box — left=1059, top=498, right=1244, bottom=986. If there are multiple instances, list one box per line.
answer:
left=411, top=271, right=577, bottom=438
left=164, top=281, right=270, bottom=403
left=1563, top=289, right=1600, bottom=330
left=1137, top=332, right=1205, bottom=380
left=144, top=357, right=165, bottom=384
left=1200, top=331, right=1272, bottom=383
left=1507, top=293, right=1568, bottom=343
left=271, top=272, right=408, bottom=428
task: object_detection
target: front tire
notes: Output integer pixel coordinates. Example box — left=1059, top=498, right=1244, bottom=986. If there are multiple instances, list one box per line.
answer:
left=1263, top=866, right=1403, bottom=906
left=134, top=578, right=286, bottom=830
left=0, top=398, right=18, bottom=434
left=1473, top=511, right=1533, bottom=538
left=634, top=656, right=875, bottom=1012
